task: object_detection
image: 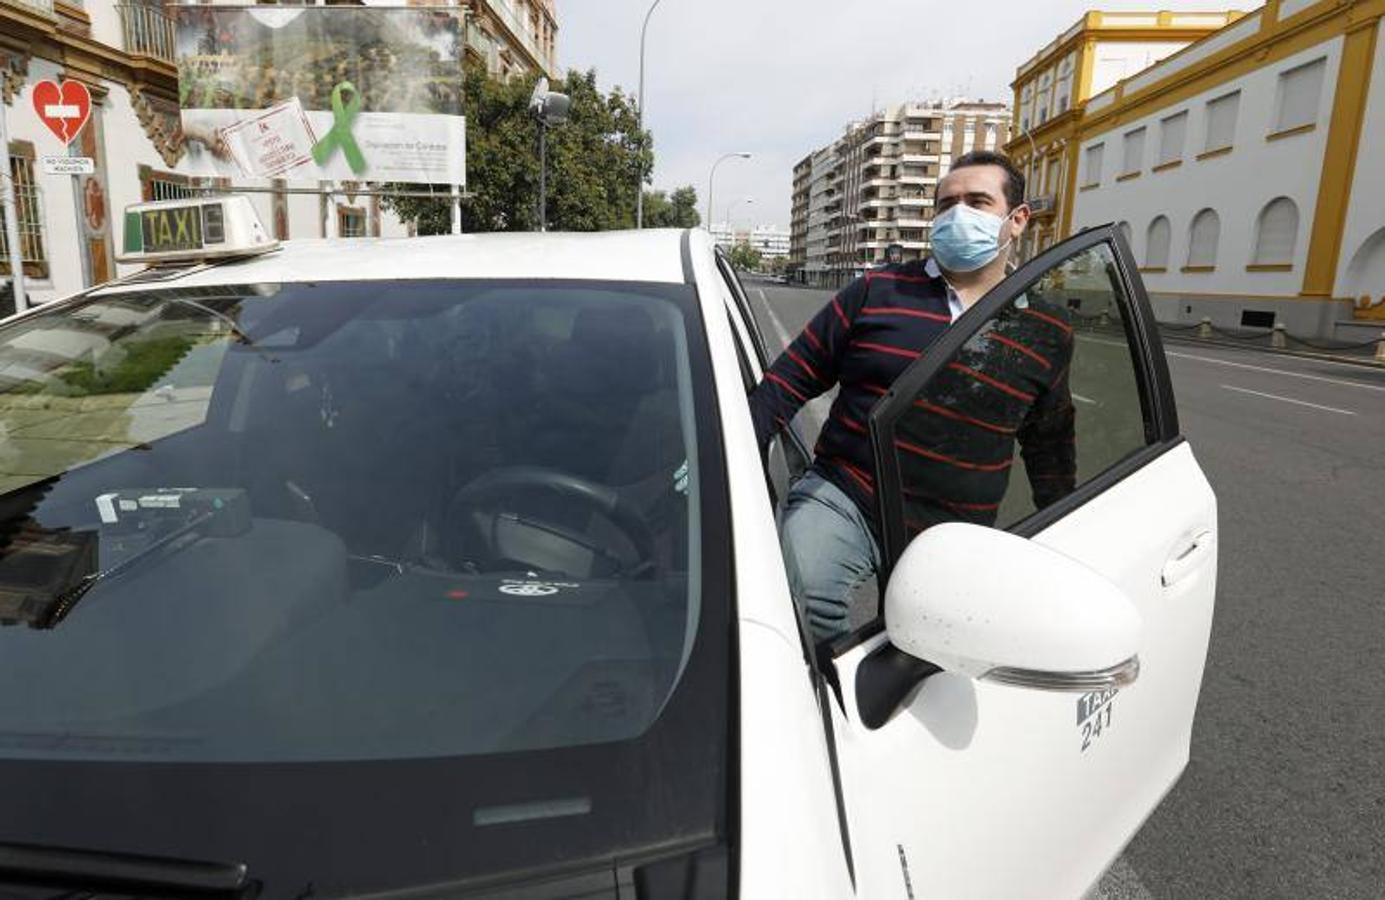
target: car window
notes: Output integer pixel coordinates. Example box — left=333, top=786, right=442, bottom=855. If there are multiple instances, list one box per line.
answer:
left=715, top=254, right=769, bottom=372
left=726, top=310, right=757, bottom=391
left=874, top=237, right=1161, bottom=559
left=0, top=279, right=728, bottom=765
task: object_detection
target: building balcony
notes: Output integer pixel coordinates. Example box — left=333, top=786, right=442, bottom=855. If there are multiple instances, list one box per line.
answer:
left=118, top=4, right=176, bottom=63
left=2, top=0, right=54, bottom=18
left=466, top=20, right=502, bottom=73
left=1027, top=194, right=1058, bottom=218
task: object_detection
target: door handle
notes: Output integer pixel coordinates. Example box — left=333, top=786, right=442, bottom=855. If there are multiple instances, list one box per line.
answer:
left=1161, top=529, right=1213, bottom=588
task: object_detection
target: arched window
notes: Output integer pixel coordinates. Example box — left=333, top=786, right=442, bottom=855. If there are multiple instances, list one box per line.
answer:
left=1252, top=197, right=1299, bottom=265
left=1118, top=220, right=1133, bottom=248
left=1187, top=209, right=1220, bottom=268
left=1146, top=216, right=1171, bottom=269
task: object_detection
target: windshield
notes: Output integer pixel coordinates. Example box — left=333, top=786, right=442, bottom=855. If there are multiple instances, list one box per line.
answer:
left=0, top=278, right=723, bottom=766
left=0, top=277, right=735, bottom=894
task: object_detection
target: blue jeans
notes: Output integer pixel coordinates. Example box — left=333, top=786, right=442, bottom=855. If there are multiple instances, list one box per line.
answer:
left=778, top=469, right=882, bottom=643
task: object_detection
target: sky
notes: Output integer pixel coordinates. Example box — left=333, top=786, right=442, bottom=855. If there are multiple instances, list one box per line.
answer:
left=557, top=0, right=1250, bottom=229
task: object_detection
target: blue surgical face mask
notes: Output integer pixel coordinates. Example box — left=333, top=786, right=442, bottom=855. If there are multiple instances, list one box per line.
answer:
left=930, top=203, right=1016, bottom=273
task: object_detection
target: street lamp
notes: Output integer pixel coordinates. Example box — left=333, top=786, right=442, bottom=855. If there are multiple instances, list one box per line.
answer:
left=706, top=151, right=751, bottom=230
left=725, top=197, right=754, bottom=230
left=529, top=77, right=571, bottom=232
left=635, top=0, right=664, bottom=230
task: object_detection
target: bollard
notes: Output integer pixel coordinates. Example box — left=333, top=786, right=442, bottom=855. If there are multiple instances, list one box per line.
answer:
left=1377, top=331, right=1385, bottom=363
left=1198, top=316, right=1213, bottom=339
left=1271, top=323, right=1287, bottom=349
left=1099, top=307, right=1111, bottom=329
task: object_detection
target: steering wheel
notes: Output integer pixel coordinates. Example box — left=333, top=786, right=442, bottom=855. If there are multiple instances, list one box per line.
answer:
left=444, top=466, right=656, bottom=577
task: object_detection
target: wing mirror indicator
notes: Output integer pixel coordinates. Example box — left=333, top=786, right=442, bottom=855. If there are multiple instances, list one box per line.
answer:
left=880, top=522, right=1143, bottom=691
left=983, top=656, right=1140, bottom=692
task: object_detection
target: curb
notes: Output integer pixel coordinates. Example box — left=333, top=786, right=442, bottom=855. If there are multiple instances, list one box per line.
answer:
left=1158, top=332, right=1385, bottom=370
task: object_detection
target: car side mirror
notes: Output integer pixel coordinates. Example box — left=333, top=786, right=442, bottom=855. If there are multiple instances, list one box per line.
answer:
left=885, top=523, right=1142, bottom=692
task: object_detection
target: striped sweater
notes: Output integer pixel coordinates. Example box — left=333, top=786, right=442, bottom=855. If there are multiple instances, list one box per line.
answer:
left=750, top=259, right=1076, bottom=542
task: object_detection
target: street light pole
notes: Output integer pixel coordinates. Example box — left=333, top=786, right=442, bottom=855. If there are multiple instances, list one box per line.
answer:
left=725, top=197, right=754, bottom=232
left=529, top=79, right=571, bottom=233
left=635, top=0, right=663, bottom=230
left=706, top=151, right=750, bottom=231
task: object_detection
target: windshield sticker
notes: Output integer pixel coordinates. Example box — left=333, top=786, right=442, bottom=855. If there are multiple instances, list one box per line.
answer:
left=1078, top=688, right=1117, bottom=753
left=499, top=579, right=579, bottom=598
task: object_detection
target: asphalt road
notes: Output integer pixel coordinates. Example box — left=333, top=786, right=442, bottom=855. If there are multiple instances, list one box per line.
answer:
left=742, top=277, right=1385, bottom=900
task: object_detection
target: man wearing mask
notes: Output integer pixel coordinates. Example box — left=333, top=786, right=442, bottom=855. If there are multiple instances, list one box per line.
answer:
left=750, top=150, right=1076, bottom=643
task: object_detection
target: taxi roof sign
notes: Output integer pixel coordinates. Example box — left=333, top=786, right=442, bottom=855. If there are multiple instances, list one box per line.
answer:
left=118, top=195, right=278, bottom=265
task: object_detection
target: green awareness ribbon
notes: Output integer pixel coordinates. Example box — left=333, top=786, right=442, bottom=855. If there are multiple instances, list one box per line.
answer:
left=311, top=81, right=367, bottom=175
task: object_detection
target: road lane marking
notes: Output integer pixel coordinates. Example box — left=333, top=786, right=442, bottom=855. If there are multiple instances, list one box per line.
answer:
left=1220, top=384, right=1356, bottom=415
left=1088, top=857, right=1155, bottom=900
left=1168, top=350, right=1385, bottom=393
left=1072, top=393, right=1097, bottom=405
left=755, top=288, right=831, bottom=436
left=755, top=288, right=793, bottom=351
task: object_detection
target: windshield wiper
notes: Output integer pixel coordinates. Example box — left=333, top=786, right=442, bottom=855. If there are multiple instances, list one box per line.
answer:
left=37, top=510, right=214, bottom=629
left=0, top=842, right=250, bottom=897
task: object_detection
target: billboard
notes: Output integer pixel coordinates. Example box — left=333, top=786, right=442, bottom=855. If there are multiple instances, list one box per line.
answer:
left=175, top=5, right=466, bottom=185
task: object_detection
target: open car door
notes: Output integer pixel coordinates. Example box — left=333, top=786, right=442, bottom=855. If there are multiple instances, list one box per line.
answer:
left=824, top=226, right=1218, bottom=898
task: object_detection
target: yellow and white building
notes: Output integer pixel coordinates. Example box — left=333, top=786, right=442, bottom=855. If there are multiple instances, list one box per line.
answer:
left=1009, top=1, right=1385, bottom=340
left=1006, top=10, right=1246, bottom=260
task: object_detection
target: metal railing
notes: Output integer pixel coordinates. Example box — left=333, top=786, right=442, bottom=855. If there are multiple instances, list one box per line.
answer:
left=484, top=0, right=549, bottom=73
left=118, top=3, right=176, bottom=63
left=466, top=19, right=501, bottom=73
left=0, top=158, right=49, bottom=277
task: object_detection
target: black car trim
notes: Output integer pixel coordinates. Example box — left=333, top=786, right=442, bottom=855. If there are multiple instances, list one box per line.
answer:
left=681, top=229, right=696, bottom=287
left=0, top=842, right=250, bottom=896
left=683, top=260, right=741, bottom=900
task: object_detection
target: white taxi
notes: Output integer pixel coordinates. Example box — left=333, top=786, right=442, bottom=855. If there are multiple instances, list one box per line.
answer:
left=0, top=197, right=1216, bottom=899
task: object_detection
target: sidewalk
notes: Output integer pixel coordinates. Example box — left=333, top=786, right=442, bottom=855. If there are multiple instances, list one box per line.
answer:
left=1154, top=320, right=1385, bottom=369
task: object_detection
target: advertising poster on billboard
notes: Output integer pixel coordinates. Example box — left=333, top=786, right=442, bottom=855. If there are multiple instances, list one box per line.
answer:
left=175, top=5, right=466, bottom=185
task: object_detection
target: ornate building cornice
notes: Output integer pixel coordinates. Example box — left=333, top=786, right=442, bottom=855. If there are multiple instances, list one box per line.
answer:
left=129, top=84, right=184, bottom=167
left=0, top=44, right=30, bottom=106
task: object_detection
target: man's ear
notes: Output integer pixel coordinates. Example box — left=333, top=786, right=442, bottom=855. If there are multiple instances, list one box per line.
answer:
left=1010, top=203, right=1031, bottom=238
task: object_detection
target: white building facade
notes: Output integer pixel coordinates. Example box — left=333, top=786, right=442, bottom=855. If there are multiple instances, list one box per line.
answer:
left=709, top=222, right=790, bottom=262
left=1065, top=1, right=1385, bottom=339
left=1, top=0, right=555, bottom=313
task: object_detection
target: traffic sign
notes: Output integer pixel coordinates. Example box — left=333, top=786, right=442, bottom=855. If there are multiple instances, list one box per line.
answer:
left=40, top=156, right=95, bottom=175
left=32, top=79, right=92, bottom=145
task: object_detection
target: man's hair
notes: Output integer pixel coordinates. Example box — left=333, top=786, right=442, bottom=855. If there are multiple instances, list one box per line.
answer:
left=949, top=150, right=1026, bottom=212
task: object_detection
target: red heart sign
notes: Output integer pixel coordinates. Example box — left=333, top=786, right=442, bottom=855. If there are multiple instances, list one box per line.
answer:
left=32, top=79, right=92, bottom=145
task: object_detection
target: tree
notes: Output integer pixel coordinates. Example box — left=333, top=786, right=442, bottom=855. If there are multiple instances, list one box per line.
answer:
left=641, top=185, right=701, bottom=228
left=381, top=64, right=651, bottom=234
left=729, top=242, right=762, bottom=271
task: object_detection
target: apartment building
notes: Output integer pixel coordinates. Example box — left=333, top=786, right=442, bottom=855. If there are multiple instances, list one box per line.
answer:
left=0, top=0, right=556, bottom=311
left=789, top=100, right=1011, bottom=287
left=465, top=0, right=558, bottom=81
left=1011, top=1, right=1385, bottom=340
left=789, top=154, right=810, bottom=274
left=709, top=222, right=790, bottom=261
left=1004, top=10, right=1244, bottom=261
